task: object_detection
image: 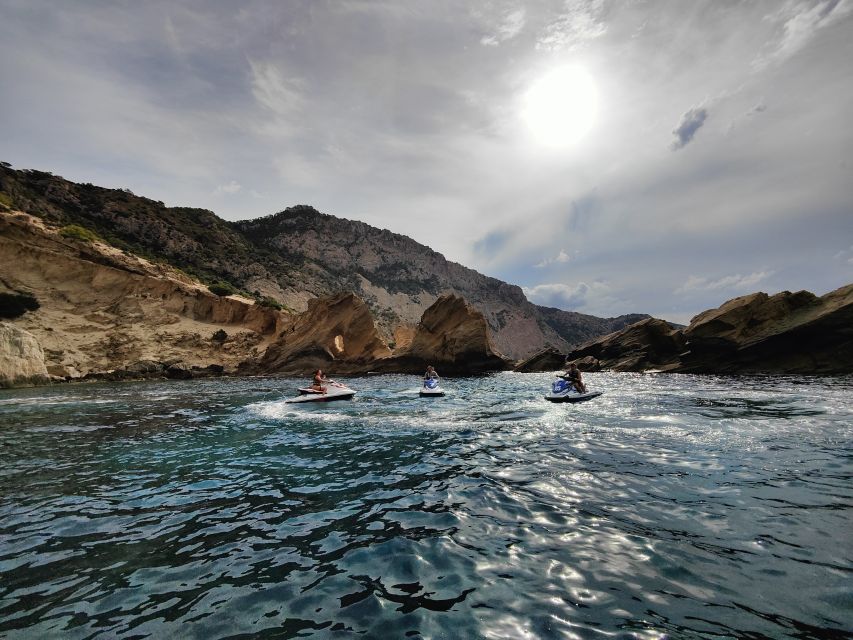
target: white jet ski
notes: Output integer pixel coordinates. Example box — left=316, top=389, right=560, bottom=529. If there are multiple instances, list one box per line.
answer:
left=544, top=377, right=602, bottom=403
left=419, top=377, right=445, bottom=397
left=286, top=381, right=356, bottom=403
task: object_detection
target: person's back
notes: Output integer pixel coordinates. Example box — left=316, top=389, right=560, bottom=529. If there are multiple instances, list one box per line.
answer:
left=567, top=364, right=586, bottom=393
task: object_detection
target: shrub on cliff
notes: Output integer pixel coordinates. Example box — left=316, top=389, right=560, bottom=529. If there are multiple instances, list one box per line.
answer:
left=208, top=281, right=236, bottom=297
left=256, top=296, right=283, bottom=310
left=0, top=292, right=40, bottom=319
left=60, top=224, right=100, bottom=242
left=0, top=191, right=13, bottom=210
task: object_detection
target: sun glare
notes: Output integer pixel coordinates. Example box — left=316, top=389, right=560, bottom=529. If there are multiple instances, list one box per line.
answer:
left=522, top=65, right=598, bottom=146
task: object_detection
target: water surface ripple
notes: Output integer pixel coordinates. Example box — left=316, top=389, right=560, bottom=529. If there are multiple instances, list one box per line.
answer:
left=1, top=373, right=851, bottom=639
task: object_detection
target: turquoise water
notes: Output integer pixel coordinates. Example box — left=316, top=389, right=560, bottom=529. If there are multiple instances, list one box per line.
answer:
left=1, top=373, right=851, bottom=639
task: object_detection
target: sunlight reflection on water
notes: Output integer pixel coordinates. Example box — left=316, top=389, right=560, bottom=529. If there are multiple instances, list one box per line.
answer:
left=0, top=373, right=851, bottom=639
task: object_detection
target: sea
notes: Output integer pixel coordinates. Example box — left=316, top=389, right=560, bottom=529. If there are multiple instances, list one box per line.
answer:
left=1, top=373, right=851, bottom=639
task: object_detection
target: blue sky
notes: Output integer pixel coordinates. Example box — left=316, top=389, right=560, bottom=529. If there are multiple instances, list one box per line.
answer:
left=1, top=0, right=851, bottom=323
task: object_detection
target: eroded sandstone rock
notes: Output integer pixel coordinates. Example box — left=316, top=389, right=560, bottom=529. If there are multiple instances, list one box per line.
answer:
left=565, top=284, right=853, bottom=374
left=0, top=323, right=50, bottom=387
left=380, top=294, right=512, bottom=374
left=249, top=292, right=391, bottom=375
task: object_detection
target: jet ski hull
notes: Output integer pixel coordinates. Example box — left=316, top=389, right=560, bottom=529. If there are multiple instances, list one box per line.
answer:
left=286, top=388, right=356, bottom=403
left=544, top=391, right=602, bottom=403
left=419, top=388, right=445, bottom=397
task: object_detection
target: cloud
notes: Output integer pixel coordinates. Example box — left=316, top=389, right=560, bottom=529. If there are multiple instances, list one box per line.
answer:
left=754, top=0, right=852, bottom=70
left=213, top=180, right=242, bottom=195
left=534, top=250, right=571, bottom=268
left=536, top=0, right=607, bottom=51
left=481, top=7, right=526, bottom=46
left=524, top=282, right=590, bottom=308
left=674, top=271, right=774, bottom=295
left=249, top=59, right=304, bottom=137
left=671, top=107, right=709, bottom=150
left=833, top=245, right=853, bottom=264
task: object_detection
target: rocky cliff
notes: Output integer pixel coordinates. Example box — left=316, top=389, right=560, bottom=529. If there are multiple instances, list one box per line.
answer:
left=0, top=165, right=645, bottom=360
left=0, top=210, right=284, bottom=381
left=378, top=294, right=512, bottom=374
left=566, top=285, right=853, bottom=374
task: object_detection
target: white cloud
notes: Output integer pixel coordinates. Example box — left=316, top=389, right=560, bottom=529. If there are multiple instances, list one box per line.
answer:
left=675, top=271, right=774, bottom=295
left=536, top=0, right=606, bottom=51
left=522, top=280, right=621, bottom=316
left=534, top=249, right=572, bottom=268
left=481, top=8, right=526, bottom=46
left=249, top=60, right=304, bottom=138
left=833, top=245, right=853, bottom=264
left=213, top=180, right=242, bottom=196
left=754, top=0, right=852, bottom=69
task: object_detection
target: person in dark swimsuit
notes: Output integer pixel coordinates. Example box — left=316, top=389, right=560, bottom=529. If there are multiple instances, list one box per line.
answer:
left=311, top=369, right=329, bottom=393
left=423, top=365, right=440, bottom=381
left=563, top=362, right=587, bottom=393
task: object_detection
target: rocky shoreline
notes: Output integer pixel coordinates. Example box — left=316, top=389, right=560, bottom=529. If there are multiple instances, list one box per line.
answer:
left=2, top=207, right=851, bottom=388
left=563, top=285, right=853, bottom=375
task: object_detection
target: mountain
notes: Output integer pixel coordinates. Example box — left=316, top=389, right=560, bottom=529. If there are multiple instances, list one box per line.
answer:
left=0, top=164, right=647, bottom=359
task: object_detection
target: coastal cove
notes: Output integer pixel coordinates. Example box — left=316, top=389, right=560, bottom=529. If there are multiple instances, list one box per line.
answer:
left=2, top=373, right=851, bottom=639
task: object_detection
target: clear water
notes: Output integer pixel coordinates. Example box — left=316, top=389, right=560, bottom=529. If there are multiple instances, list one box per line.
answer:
left=1, top=373, right=851, bottom=639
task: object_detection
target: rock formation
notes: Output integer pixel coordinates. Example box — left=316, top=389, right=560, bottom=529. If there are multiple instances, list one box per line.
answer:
left=566, top=318, right=686, bottom=372
left=0, top=322, right=49, bottom=387
left=248, top=292, right=392, bottom=375
left=513, top=347, right=566, bottom=372
left=677, top=285, right=853, bottom=374
left=566, top=285, right=853, bottom=374
left=0, top=210, right=284, bottom=380
left=379, top=294, right=512, bottom=374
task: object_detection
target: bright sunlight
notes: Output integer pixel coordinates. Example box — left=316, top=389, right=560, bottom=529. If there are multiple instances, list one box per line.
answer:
left=522, top=65, right=598, bottom=146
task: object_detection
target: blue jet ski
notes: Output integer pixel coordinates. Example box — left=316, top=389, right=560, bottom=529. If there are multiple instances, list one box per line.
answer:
left=545, top=378, right=602, bottom=403
left=420, top=377, right=445, bottom=397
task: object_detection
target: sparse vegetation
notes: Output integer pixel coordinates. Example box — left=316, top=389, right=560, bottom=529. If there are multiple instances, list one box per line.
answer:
left=0, top=291, right=40, bottom=319
left=60, top=224, right=100, bottom=243
left=0, top=191, right=13, bottom=210
left=208, top=281, right=236, bottom=297
left=256, top=296, right=283, bottom=310
left=211, top=329, right=228, bottom=343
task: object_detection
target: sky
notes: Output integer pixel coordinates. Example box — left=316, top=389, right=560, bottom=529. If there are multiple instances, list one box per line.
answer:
left=1, top=0, right=851, bottom=323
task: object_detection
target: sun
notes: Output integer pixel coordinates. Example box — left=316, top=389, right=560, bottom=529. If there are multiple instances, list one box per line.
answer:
left=522, top=65, right=599, bottom=146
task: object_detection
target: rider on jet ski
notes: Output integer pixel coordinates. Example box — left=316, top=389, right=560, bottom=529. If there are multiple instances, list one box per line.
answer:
left=561, top=361, right=587, bottom=393
left=423, top=365, right=440, bottom=382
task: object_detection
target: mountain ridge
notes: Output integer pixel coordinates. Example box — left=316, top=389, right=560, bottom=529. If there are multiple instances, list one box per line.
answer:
left=0, top=163, right=647, bottom=358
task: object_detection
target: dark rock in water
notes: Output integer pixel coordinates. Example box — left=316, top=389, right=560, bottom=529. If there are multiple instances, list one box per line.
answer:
left=566, top=318, right=685, bottom=372
left=166, top=362, right=194, bottom=379
left=565, top=284, right=853, bottom=374
left=677, top=284, right=853, bottom=374
left=572, top=355, right=601, bottom=372
left=379, top=294, right=512, bottom=374
left=514, top=347, right=566, bottom=372
left=125, top=359, right=165, bottom=375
